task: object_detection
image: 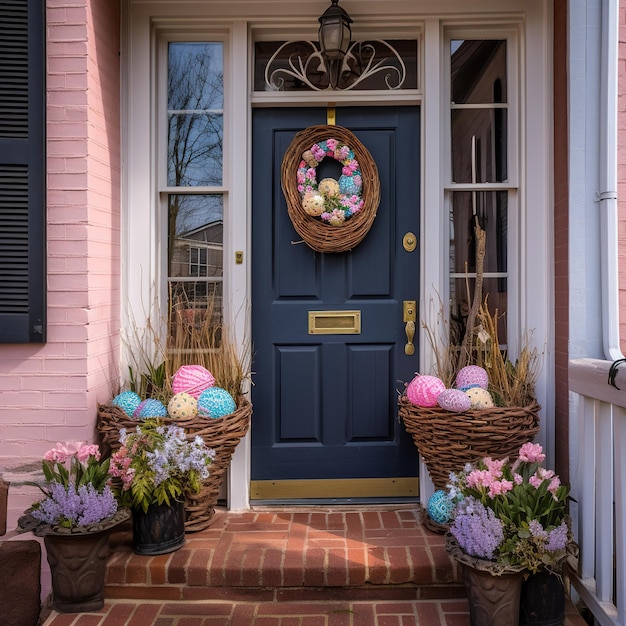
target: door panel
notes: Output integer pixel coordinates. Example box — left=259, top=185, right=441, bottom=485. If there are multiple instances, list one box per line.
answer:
left=251, top=107, right=420, bottom=494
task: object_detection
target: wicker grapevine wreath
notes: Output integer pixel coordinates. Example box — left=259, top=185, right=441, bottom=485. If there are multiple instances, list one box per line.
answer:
left=281, top=125, right=380, bottom=253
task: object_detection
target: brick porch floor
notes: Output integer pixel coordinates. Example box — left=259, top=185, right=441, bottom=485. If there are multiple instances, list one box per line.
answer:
left=40, top=505, right=588, bottom=626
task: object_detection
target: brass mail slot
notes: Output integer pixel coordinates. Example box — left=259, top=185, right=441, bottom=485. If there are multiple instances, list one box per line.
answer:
left=308, top=310, right=361, bottom=334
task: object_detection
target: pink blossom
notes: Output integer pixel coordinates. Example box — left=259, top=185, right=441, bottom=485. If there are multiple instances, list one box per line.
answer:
left=297, top=170, right=306, bottom=184
left=488, top=479, right=514, bottom=497
left=518, top=442, right=545, bottom=463
left=513, top=473, right=523, bottom=485
left=529, top=474, right=543, bottom=488
left=298, top=160, right=306, bottom=169
left=484, top=457, right=507, bottom=476
left=297, top=184, right=304, bottom=193
left=76, top=444, right=100, bottom=464
left=538, top=467, right=555, bottom=480
left=466, top=469, right=494, bottom=489
left=353, top=175, right=362, bottom=187
left=326, top=138, right=338, bottom=151
left=548, top=476, right=561, bottom=494
left=43, top=441, right=85, bottom=464
left=342, top=166, right=352, bottom=176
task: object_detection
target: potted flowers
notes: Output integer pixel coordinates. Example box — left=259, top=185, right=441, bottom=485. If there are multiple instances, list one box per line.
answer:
left=108, top=418, right=215, bottom=554
left=445, top=442, right=572, bottom=626
left=18, top=441, right=130, bottom=613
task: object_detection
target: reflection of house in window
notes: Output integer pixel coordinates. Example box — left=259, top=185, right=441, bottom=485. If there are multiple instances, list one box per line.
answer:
left=170, top=219, right=224, bottom=310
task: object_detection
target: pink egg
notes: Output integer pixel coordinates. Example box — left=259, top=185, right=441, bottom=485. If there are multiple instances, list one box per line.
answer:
left=437, top=388, right=472, bottom=413
left=171, top=365, right=215, bottom=399
left=455, top=365, right=489, bottom=391
left=406, top=375, right=446, bottom=407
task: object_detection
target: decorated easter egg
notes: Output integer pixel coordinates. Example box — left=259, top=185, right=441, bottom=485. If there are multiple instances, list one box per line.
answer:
left=197, top=387, right=236, bottom=419
left=167, top=392, right=198, bottom=419
left=427, top=490, right=454, bottom=525
left=437, top=388, right=472, bottom=413
left=111, top=390, right=142, bottom=417
left=133, top=398, right=168, bottom=419
left=319, top=177, right=340, bottom=197
left=302, top=191, right=325, bottom=216
left=455, top=365, right=489, bottom=391
left=465, top=387, right=495, bottom=409
left=172, top=365, right=215, bottom=399
left=406, top=375, right=447, bottom=408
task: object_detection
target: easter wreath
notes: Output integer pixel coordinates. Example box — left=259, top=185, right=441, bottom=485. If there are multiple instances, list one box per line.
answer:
left=281, top=125, right=380, bottom=253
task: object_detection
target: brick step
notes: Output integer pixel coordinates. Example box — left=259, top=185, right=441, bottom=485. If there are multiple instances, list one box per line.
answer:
left=104, top=506, right=463, bottom=601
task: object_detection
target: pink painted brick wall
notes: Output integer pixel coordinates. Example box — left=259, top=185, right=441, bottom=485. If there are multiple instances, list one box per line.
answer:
left=1, top=0, right=121, bottom=552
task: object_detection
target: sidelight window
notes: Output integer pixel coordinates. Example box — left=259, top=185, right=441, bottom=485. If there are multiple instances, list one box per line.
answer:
left=163, top=42, right=225, bottom=343
left=447, top=38, right=512, bottom=347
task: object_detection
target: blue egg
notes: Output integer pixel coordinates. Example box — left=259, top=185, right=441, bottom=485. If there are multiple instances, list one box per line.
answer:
left=427, top=490, right=454, bottom=525
left=197, top=387, right=236, bottom=419
left=134, top=398, right=168, bottom=419
left=111, top=391, right=142, bottom=417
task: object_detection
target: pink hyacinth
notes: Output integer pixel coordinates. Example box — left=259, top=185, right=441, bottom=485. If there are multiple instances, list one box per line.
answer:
left=484, top=457, right=507, bottom=476
left=43, top=441, right=85, bottom=465
left=529, top=474, right=543, bottom=488
left=488, top=479, right=514, bottom=497
left=76, top=444, right=101, bottom=464
left=518, top=442, right=546, bottom=463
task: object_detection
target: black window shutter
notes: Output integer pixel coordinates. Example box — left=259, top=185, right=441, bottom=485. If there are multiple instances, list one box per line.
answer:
left=0, top=0, right=45, bottom=343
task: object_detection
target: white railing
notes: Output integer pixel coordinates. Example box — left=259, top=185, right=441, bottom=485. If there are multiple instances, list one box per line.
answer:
left=569, top=357, right=626, bottom=626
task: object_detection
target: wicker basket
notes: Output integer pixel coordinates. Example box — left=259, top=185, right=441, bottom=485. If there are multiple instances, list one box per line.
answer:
left=281, top=124, right=380, bottom=253
left=398, top=395, right=540, bottom=490
left=97, top=398, right=252, bottom=532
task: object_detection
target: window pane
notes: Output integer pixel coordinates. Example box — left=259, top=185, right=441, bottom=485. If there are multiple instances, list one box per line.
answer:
left=451, top=40, right=507, bottom=104
left=450, top=191, right=507, bottom=274
left=254, top=39, right=418, bottom=92
left=168, top=42, right=223, bottom=186
left=449, top=277, right=507, bottom=346
left=451, top=108, right=507, bottom=183
left=168, top=194, right=223, bottom=280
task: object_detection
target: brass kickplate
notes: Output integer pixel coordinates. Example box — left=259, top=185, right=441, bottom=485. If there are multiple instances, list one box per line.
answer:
left=308, top=310, right=361, bottom=334
left=250, top=478, right=419, bottom=500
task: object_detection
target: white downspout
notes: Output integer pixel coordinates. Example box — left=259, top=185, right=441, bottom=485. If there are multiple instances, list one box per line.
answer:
left=599, top=0, right=623, bottom=361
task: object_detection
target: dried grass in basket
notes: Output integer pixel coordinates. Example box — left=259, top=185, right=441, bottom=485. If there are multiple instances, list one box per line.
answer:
left=281, top=124, right=380, bottom=253
left=398, top=395, right=540, bottom=490
left=97, top=398, right=252, bottom=532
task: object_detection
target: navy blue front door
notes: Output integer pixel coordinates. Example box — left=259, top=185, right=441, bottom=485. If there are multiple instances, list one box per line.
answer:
left=251, top=107, right=420, bottom=497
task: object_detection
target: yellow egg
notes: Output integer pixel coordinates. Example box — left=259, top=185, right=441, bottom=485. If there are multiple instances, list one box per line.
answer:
left=465, top=387, right=495, bottom=409
left=319, top=177, right=340, bottom=197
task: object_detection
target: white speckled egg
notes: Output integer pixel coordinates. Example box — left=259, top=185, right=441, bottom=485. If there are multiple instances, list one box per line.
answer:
left=437, top=388, right=472, bottom=413
left=133, top=398, right=168, bottom=419
left=465, top=387, right=495, bottom=409
left=302, top=191, right=325, bottom=216
left=167, top=392, right=198, bottom=419
left=172, top=365, right=215, bottom=399
left=111, top=391, right=142, bottom=417
left=318, top=177, right=340, bottom=197
left=197, top=387, right=236, bottom=419
left=406, top=375, right=447, bottom=408
left=427, top=490, right=454, bottom=525
left=455, top=365, right=489, bottom=391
